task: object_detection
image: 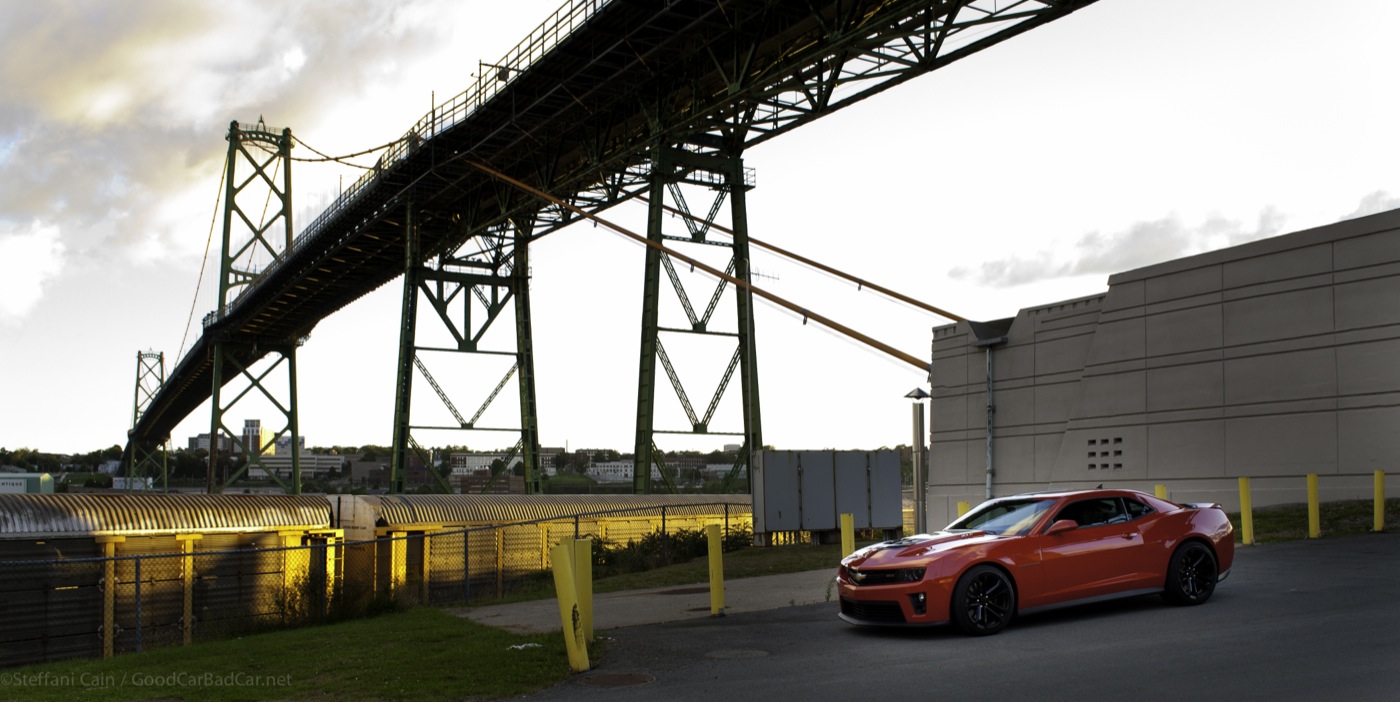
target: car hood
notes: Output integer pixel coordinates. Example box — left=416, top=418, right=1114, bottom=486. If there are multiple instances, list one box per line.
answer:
left=844, top=530, right=1002, bottom=567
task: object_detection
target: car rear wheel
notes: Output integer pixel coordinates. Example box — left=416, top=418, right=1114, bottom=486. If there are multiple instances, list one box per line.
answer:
left=1164, top=541, right=1217, bottom=605
left=951, top=565, right=1015, bottom=636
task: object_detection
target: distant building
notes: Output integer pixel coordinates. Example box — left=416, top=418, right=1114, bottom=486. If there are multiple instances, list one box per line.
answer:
left=242, top=420, right=275, bottom=456
left=591, top=460, right=661, bottom=483
left=275, top=434, right=306, bottom=455
left=187, top=433, right=233, bottom=454
left=246, top=454, right=345, bottom=480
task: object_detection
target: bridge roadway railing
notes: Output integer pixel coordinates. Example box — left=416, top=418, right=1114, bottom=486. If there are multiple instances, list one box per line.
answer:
left=0, top=499, right=751, bottom=668
left=206, top=0, right=608, bottom=330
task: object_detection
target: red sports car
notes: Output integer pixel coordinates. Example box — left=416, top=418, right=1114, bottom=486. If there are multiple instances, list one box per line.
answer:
left=837, top=488, right=1234, bottom=635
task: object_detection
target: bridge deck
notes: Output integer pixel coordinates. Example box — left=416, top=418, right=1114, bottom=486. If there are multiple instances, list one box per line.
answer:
left=133, top=0, right=1099, bottom=444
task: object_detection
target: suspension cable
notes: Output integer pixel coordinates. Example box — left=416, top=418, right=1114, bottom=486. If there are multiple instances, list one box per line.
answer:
left=178, top=151, right=228, bottom=360
left=468, top=160, right=928, bottom=371
left=637, top=194, right=965, bottom=322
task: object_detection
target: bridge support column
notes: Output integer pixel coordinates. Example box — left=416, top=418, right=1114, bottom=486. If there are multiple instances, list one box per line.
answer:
left=633, top=146, right=761, bottom=493
left=127, top=351, right=169, bottom=492
left=205, top=119, right=302, bottom=495
left=388, top=204, right=543, bottom=494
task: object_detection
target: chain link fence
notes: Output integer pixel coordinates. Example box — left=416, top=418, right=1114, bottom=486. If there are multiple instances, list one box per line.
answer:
left=0, top=501, right=752, bottom=668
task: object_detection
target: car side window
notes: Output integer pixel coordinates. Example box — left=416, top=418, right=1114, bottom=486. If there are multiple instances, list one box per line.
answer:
left=1124, top=498, right=1154, bottom=520
left=1054, top=498, right=1128, bottom=528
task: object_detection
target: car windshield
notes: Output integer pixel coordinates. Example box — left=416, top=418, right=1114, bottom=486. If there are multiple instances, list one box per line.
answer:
left=947, top=498, right=1053, bottom=536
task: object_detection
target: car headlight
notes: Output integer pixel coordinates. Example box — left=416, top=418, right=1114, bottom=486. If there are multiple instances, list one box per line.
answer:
left=899, top=567, right=926, bottom=582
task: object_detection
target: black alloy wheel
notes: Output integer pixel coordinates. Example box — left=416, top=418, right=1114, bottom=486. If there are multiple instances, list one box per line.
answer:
left=951, top=565, right=1015, bottom=636
left=1164, top=541, right=1218, bottom=605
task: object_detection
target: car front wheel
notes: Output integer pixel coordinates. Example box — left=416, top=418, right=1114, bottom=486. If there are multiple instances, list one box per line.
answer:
left=1163, top=541, right=1217, bottom=605
left=951, top=565, right=1015, bottom=636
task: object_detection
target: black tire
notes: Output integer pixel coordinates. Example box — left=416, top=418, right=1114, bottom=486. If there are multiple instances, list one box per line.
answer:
left=951, top=565, right=1016, bottom=636
left=1163, top=541, right=1217, bottom=605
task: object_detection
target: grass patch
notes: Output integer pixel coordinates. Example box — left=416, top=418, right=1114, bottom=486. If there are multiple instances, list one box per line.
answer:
left=0, top=608, right=590, bottom=702
left=1229, top=497, right=1399, bottom=543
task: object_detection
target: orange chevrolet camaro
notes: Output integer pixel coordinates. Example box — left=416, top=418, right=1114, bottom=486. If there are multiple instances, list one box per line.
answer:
left=837, top=488, right=1235, bottom=635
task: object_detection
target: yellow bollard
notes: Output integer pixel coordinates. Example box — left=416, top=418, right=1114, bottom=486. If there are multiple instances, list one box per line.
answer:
left=1154, top=484, right=1168, bottom=500
left=1238, top=477, right=1254, bottom=546
left=573, top=538, right=593, bottom=642
left=840, top=513, right=854, bottom=556
left=1307, top=473, right=1320, bottom=539
left=706, top=524, right=725, bottom=616
left=956, top=501, right=971, bottom=517
left=549, top=543, right=590, bottom=672
left=1376, top=470, right=1386, bottom=533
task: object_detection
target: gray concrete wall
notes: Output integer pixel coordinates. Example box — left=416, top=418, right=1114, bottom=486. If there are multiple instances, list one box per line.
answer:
left=926, top=209, right=1400, bottom=529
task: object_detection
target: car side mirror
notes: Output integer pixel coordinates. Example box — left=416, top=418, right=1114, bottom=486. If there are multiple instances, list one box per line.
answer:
left=1045, top=519, right=1078, bottom=536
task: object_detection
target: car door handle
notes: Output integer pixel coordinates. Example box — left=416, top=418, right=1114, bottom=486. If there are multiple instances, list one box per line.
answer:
left=1120, top=533, right=1137, bottom=540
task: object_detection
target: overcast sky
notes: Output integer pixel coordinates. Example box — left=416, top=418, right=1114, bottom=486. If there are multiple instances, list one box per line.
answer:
left=3, top=0, right=1398, bottom=457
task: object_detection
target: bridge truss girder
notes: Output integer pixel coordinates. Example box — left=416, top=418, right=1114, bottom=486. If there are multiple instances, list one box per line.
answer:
left=207, top=121, right=302, bottom=494
left=633, top=146, right=761, bottom=494
left=390, top=203, right=542, bottom=495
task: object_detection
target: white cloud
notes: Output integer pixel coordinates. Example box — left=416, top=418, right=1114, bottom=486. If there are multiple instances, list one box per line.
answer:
left=947, top=208, right=1287, bottom=288
left=0, top=222, right=66, bottom=323
left=1341, top=191, right=1400, bottom=221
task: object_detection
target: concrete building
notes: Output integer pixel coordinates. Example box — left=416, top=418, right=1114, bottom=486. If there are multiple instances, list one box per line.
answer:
left=927, top=209, right=1400, bottom=528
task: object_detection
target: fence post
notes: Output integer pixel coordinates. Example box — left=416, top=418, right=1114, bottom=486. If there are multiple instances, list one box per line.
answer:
left=1238, top=477, right=1254, bottom=546
left=463, top=531, right=471, bottom=605
left=840, top=513, right=854, bottom=556
left=1307, top=473, right=1320, bottom=539
left=95, top=536, right=125, bottom=659
left=134, top=557, right=143, bottom=653
left=661, top=506, right=669, bottom=566
left=495, top=527, right=505, bottom=599
left=176, top=534, right=202, bottom=646
left=1376, top=470, right=1387, bottom=533
left=420, top=532, right=433, bottom=605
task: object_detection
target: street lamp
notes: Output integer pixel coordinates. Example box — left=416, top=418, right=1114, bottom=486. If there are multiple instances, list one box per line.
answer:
left=905, top=387, right=930, bottom=534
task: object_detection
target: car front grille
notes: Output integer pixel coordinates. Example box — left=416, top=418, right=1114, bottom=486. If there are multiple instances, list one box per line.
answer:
left=840, top=597, right=906, bottom=623
left=845, top=567, right=900, bottom=586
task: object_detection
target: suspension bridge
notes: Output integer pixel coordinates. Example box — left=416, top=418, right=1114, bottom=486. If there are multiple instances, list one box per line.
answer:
left=125, top=0, right=1100, bottom=494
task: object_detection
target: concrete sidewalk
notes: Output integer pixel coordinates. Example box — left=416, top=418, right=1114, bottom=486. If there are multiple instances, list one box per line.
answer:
left=452, top=569, right=839, bottom=634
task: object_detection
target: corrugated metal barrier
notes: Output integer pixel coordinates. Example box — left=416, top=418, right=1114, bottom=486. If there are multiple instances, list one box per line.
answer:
left=0, top=494, right=753, bottom=668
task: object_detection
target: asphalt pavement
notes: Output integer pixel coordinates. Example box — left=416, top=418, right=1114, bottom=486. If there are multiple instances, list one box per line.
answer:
left=456, top=532, right=1400, bottom=702
left=454, top=567, right=839, bottom=634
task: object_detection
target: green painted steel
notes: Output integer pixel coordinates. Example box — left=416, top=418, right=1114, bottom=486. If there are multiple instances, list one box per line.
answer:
left=208, top=122, right=301, bottom=495
left=512, top=219, right=543, bottom=494
left=390, top=209, right=544, bottom=494
left=632, top=147, right=668, bottom=494
left=633, top=147, right=759, bottom=493
left=128, top=351, right=169, bottom=492
left=390, top=204, right=419, bottom=495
